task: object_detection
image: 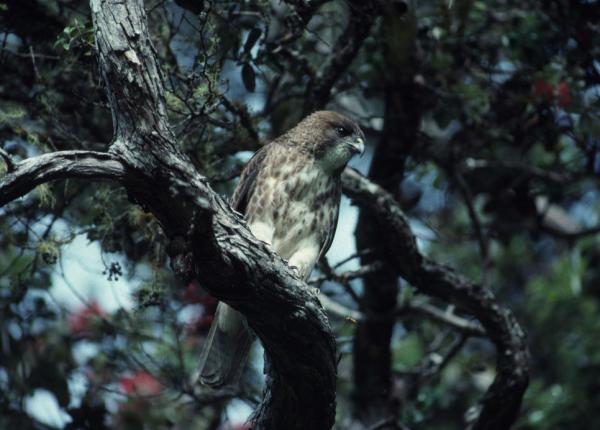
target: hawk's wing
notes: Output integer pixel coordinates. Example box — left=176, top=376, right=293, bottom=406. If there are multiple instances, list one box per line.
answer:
left=231, top=144, right=270, bottom=214
left=199, top=144, right=271, bottom=390
left=316, top=182, right=342, bottom=264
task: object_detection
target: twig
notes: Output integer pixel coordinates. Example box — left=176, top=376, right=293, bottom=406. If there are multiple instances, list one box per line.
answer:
left=318, top=294, right=362, bottom=322
left=454, top=172, right=488, bottom=260
left=271, top=0, right=332, bottom=48
left=461, top=158, right=568, bottom=184
left=221, top=96, right=259, bottom=144
left=0, top=49, right=60, bottom=60
left=29, top=45, right=41, bottom=80
left=398, top=302, right=485, bottom=337
left=303, top=0, right=379, bottom=113
left=454, top=171, right=491, bottom=287
left=314, top=260, right=382, bottom=284
left=311, top=260, right=382, bottom=305
left=396, top=334, right=468, bottom=381
left=317, top=294, right=485, bottom=337
left=332, top=248, right=375, bottom=269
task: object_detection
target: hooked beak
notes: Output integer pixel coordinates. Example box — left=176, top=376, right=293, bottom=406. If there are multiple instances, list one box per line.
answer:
left=348, top=137, right=365, bottom=156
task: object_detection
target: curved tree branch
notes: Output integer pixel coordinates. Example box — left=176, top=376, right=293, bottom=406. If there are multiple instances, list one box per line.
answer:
left=89, top=1, right=337, bottom=429
left=342, top=167, right=529, bottom=430
left=0, top=150, right=126, bottom=207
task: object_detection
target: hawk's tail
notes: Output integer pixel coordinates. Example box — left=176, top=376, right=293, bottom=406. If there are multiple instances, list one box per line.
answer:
left=197, top=302, right=254, bottom=390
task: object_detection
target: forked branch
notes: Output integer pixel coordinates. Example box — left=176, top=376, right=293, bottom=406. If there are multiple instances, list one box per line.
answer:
left=0, top=151, right=125, bottom=207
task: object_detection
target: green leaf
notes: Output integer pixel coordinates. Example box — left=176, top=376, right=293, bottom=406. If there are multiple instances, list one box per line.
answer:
left=241, top=63, right=256, bottom=92
left=393, top=334, right=424, bottom=368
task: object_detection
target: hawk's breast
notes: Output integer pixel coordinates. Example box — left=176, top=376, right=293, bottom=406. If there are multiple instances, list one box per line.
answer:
left=246, top=153, right=341, bottom=261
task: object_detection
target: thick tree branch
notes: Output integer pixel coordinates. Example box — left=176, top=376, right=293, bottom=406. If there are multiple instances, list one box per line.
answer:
left=342, top=167, right=529, bottom=430
left=88, top=1, right=337, bottom=429
left=0, top=150, right=125, bottom=207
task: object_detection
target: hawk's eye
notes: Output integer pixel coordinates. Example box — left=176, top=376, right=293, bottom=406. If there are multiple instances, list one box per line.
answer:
left=335, top=126, right=351, bottom=137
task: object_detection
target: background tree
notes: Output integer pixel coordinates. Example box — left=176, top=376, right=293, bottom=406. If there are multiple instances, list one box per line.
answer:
left=0, top=0, right=599, bottom=429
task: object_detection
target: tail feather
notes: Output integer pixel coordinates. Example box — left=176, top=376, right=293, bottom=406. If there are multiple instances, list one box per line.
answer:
left=198, top=302, right=254, bottom=389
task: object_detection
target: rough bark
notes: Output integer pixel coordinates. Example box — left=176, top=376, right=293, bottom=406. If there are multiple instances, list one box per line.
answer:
left=343, top=168, right=530, bottom=430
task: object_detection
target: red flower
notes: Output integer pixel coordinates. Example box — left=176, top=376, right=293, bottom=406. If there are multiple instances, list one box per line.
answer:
left=557, top=81, right=571, bottom=107
left=68, top=301, right=106, bottom=335
left=119, top=371, right=162, bottom=396
left=183, top=282, right=217, bottom=306
left=532, top=79, right=554, bottom=103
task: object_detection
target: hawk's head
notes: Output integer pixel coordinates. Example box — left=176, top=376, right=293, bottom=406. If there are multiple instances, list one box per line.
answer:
left=293, top=110, right=365, bottom=172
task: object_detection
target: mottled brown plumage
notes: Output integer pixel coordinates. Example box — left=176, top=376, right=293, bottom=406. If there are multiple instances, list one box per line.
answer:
left=198, top=111, right=365, bottom=389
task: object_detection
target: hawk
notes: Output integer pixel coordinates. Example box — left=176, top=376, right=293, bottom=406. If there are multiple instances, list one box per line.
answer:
left=198, top=110, right=365, bottom=389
